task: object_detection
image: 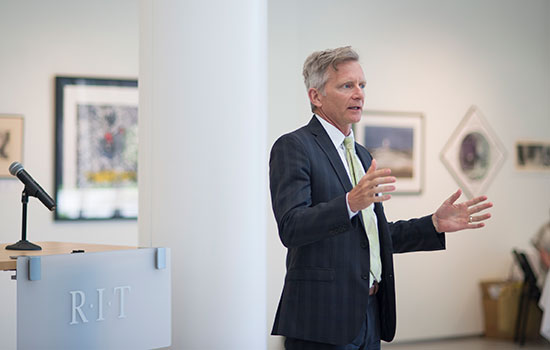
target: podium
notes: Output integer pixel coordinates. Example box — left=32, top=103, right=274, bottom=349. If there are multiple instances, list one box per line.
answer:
left=1, top=242, right=171, bottom=350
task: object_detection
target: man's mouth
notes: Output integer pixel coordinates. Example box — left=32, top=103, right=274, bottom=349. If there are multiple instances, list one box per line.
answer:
left=348, top=106, right=362, bottom=110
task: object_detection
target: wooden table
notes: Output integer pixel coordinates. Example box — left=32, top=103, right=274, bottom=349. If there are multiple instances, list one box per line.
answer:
left=0, top=241, right=137, bottom=271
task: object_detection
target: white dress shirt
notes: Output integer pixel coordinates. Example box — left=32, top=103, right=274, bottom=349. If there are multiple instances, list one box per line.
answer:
left=314, top=115, right=377, bottom=223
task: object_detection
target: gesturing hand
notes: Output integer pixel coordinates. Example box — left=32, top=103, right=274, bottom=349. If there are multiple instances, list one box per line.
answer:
left=432, top=189, right=493, bottom=233
left=347, top=159, right=396, bottom=212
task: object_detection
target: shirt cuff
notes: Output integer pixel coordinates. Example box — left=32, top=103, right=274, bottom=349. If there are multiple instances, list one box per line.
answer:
left=346, top=192, right=359, bottom=219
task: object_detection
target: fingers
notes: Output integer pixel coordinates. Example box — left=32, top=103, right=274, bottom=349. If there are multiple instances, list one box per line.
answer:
left=361, top=168, right=394, bottom=184
left=373, top=176, right=396, bottom=187
left=356, top=177, right=396, bottom=199
left=446, top=189, right=462, bottom=205
left=364, top=159, right=394, bottom=185
left=366, top=158, right=377, bottom=174
left=348, top=182, right=393, bottom=212
left=467, top=202, right=493, bottom=215
left=464, top=195, right=489, bottom=208
left=376, top=185, right=396, bottom=194
left=374, top=193, right=392, bottom=203
left=468, top=222, right=486, bottom=229
left=348, top=161, right=395, bottom=212
left=356, top=164, right=395, bottom=197
left=469, top=213, right=492, bottom=223
left=465, top=197, right=493, bottom=229
left=355, top=183, right=396, bottom=200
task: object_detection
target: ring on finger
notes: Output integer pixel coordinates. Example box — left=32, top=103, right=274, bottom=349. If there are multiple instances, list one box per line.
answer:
left=469, top=215, right=473, bottom=223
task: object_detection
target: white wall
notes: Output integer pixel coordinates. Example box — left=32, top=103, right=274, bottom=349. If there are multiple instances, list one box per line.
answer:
left=0, top=0, right=139, bottom=244
left=0, top=1, right=139, bottom=348
left=267, top=0, right=550, bottom=347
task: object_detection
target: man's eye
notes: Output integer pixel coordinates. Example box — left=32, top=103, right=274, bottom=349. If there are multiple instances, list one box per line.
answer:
left=360, top=84, right=366, bottom=89
left=343, top=84, right=351, bottom=88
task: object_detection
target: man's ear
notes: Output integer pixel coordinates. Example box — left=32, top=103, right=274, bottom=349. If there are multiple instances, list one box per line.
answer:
left=308, top=88, right=323, bottom=109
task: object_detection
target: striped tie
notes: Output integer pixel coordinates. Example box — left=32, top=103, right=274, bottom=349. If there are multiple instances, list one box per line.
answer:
left=343, top=136, right=381, bottom=286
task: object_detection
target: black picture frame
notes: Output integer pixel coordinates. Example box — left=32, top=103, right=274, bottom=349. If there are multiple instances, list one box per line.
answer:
left=55, top=76, right=138, bottom=220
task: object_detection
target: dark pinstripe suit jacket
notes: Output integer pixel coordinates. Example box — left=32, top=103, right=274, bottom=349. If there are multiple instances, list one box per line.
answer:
left=269, top=116, right=446, bottom=345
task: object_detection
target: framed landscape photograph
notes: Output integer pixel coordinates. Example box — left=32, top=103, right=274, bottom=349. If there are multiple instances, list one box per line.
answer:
left=0, top=115, right=24, bottom=177
left=354, top=110, right=423, bottom=194
left=515, top=140, right=550, bottom=172
left=440, top=106, right=506, bottom=199
left=55, top=76, right=138, bottom=220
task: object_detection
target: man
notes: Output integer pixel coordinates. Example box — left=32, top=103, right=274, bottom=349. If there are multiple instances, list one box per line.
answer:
left=269, top=46, right=492, bottom=350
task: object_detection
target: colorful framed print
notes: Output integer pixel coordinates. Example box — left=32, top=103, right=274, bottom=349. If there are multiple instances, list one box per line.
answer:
left=55, top=76, right=138, bottom=220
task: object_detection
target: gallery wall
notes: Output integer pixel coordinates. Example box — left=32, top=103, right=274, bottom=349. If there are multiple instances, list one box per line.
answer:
left=0, top=1, right=549, bottom=349
left=0, top=1, right=139, bottom=348
left=267, top=0, right=550, bottom=347
left=0, top=0, right=139, bottom=245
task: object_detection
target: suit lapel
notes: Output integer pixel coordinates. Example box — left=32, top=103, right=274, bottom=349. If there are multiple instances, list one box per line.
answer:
left=306, top=117, right=353, bottom=192
left=307, top=117, right=385, bottom=235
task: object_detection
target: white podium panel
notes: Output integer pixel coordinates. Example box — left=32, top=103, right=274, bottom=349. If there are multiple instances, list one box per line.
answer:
left=16, top=248, right=171, bottom=350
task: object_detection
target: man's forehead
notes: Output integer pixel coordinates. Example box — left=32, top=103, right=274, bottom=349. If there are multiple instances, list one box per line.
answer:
left=327, top=61, right=365, bottom=80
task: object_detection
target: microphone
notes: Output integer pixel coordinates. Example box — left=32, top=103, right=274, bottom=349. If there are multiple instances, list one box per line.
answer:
left=9, top=162, right=56, bottom=211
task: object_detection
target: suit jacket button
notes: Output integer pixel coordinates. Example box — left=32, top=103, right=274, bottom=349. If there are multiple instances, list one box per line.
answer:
left=360, top=241, right=367, bottom=249
left=361, top=274, right=369, bottom=280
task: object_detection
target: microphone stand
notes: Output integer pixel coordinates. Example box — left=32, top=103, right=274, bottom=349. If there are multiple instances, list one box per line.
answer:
left=6, top=188, right=42, bottom=251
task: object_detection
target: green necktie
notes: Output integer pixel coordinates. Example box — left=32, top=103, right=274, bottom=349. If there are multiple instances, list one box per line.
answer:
left=343, top=136, right=382, bottom=285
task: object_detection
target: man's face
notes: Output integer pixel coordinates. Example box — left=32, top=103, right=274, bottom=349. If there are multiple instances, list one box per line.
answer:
left=310, top=60, right=366, bottom=135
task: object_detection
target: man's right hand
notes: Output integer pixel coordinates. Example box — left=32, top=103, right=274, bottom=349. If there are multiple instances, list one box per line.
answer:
left=347, top=159, right=396, bottom=212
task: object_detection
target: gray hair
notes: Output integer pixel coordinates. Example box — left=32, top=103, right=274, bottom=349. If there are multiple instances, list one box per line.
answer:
left=302, top=46, right=360, bottom=111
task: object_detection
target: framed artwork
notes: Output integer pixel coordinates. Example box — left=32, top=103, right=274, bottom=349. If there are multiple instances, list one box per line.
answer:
left=515, top=140, right=550, bottom=172
left=354, top=110, right=423, bottom=194
left=0, top=115, right=24, bottom=177
left=440, top=106, right=506, bottom=199
left=55, top=76, right=138, bottom=220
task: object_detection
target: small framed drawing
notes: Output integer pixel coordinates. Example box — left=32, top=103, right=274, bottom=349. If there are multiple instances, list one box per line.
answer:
left=515, top=140, right=550, bottom=172
left=440, top=106, right=506, bottom=199
left=55, top=76, right=138, bottom=220
left=355, top=110, right=423, bottom=194
left=0, top=115, right=24, bottom=177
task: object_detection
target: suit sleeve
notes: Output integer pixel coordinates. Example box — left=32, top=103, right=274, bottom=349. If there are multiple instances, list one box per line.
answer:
left=269, top=133, right=351, bottom=248
left=388, top=215, right=446, bottom=254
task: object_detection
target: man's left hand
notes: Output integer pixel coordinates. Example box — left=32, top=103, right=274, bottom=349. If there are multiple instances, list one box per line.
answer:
left=432, top=188, right=493, bottom=233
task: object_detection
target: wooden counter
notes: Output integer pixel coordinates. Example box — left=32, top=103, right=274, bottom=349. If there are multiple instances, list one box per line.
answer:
left=0, top=241, right=137, bottom=271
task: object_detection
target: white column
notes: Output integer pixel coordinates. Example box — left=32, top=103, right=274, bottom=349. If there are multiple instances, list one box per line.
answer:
left=139, top=0, right=267, bottom=349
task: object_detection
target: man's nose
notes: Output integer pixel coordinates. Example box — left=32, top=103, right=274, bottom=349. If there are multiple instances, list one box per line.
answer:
left=352, top=85, right=364, bottom=99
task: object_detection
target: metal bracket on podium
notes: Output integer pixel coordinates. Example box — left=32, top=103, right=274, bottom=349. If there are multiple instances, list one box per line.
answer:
left=156, top=248, right=166, bottom=270
left=29, top=256, right=41, bottom=281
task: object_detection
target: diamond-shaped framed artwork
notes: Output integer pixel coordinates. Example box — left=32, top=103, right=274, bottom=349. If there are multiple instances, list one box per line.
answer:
left=440, top=106, right=506, bottom=198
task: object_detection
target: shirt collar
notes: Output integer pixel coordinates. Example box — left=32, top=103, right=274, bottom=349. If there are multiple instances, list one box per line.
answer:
left=314, top=114, right=355, bottom=150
